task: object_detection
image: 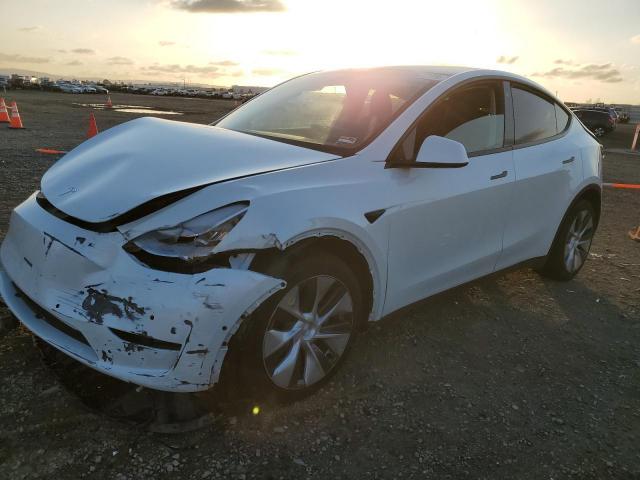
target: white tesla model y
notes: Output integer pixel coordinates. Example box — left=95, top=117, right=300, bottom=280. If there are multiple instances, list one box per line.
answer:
left=0, top=66, right=602, bottom=400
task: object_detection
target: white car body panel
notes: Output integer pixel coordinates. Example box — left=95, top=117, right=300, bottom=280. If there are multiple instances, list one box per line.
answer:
left=496, top=122, right=585, bottom=269
left=383, top=149, right=515, bottom=314
left=41, top=117, right=339, bottom=223
left=0, top=66, right=602, bottom=392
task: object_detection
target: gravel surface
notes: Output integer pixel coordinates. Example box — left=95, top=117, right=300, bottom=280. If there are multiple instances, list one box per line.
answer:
left=0, top=90, right=639, bottom=479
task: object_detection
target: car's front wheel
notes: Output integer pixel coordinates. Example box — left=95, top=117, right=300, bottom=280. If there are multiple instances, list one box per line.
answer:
left=593, top=126, right=606, bottom=137
left=539, top=199, right=596, bottom=281
left=224, top=252, right=363, bottom=402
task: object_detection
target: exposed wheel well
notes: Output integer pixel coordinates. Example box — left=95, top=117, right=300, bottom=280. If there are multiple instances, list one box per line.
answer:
left=251, top=236, right=375, bottom=328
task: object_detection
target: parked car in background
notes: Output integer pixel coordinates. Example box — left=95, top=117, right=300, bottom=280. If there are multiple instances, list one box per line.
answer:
left=0, top=66, right=602, bottom=400
left=605, top=107, right=618, bottom=125
left=58, top=83, right=83, bottom=94
left=574, top=109, right=615, bottom=137
left=614, top=108, right=630, bottom=123
left=592, top=107, right=618, bottom=127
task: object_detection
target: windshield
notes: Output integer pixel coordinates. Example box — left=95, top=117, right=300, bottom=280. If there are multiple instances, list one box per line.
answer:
left=216, top=69, right=440, bottom=154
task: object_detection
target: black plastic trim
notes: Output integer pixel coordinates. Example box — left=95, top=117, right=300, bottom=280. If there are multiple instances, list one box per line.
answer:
left=109, top=328, right=181, bottom=351
left=364, top=209, right=386, bottom=224
left=13, top=284, right=91, bottom=347
left=386, top=161, right=468, bottom=169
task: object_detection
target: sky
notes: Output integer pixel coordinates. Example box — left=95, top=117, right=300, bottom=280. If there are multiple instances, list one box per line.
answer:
left=1, top=0, right=639, bottom=103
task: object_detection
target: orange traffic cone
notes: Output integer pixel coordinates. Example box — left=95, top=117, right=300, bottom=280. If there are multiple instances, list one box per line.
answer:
left=8, top=102, right=24, bottom=129
left=87, top=112, right=98, bottom=138
left=105, top=95, right=113, bottom=108
left=0, top=98, right=9, bottom=123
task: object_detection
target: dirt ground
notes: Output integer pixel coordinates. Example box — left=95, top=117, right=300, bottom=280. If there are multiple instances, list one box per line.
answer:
left=0, top=90, right=639, bottom=479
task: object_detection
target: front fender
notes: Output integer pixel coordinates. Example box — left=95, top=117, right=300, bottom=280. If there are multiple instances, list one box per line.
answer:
left=219, top=215, right=388, bottom=322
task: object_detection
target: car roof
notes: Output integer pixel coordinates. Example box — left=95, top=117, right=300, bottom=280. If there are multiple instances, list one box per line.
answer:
left=320, top=65, right=557, bottom=93
left=310, top=65, right=569, bottom=108
left=321, top=65, right=478, bottom=82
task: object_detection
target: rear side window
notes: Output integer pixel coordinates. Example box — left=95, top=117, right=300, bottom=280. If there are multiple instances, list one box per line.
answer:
left=555, top=104, right=570, bottom=133
left=512, top=87, right=557, bottom=144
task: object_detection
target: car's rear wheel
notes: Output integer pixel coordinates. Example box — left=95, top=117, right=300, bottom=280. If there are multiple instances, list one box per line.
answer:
left=223, top=252, right=363, bottom=402
left=539, top=199, right=596, bottom=281
left=593, top=126, right=605, bottom=137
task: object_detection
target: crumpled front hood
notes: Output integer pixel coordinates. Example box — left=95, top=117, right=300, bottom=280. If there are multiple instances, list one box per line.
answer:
left=41, top=117, right=339, bottom=223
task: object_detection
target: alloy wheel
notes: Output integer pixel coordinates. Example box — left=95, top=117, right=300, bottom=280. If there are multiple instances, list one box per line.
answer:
left=262, top=275, right=354, bottom=390
left=563, top=209, right=594, bottom=273
left=594, top=127, right=605, bottom=137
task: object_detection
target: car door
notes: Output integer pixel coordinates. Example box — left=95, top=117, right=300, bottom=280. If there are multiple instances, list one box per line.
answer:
left=383, top=80, right=515, bottom=315
left=496, top=84, right=580, bottom=270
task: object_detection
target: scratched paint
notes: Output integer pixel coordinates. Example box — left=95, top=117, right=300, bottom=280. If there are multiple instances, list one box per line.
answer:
left=81, top=288, right=145, bottom=324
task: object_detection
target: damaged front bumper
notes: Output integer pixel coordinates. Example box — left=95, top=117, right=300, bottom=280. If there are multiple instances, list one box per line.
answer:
left=0, top=193, right=284, bottom=392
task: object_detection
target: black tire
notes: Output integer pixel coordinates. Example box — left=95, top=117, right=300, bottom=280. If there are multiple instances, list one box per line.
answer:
left=539, top=199, right=596, bottom=281
left=221, top=251, right=363, bottom=403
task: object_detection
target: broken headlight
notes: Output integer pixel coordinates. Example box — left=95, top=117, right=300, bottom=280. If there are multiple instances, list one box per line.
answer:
left=126, top=202, right=249, bottom=260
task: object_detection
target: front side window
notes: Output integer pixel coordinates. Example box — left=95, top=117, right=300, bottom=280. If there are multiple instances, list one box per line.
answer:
left=512, top=86, right=557, bottom=144
left=393, top=80, right=505, bottom=161
left=216, top=70, right=439, bottom=154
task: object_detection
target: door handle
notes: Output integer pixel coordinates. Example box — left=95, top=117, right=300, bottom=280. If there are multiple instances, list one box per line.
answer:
left=490, top=170, right=508, bottom=180
left=562, top=156, right=575, bottom=164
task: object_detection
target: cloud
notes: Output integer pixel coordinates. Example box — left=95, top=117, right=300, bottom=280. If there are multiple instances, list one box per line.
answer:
left=252, top=67, right=285, bottom=76
left=71, top=48, right=95, bottom=54
left=496, top=55, right=519, bottom=65
left=630, top=34, right=640, bottom=44
left=57, top=49, right=67, bottom=53
left=158, top=41, right=176, bottom=47
left=262, top=49, right=297, bottom=56
left=18, top=26, right=41, bottom=32
left=554, top=59, right=575, bottom=66
left=66, top=60, right=82, bottom=66
left=0, top=52, right=49, bottom=64
left=533, top=63, right=623, bottom=83
left=210, top=60, right=239, bottom=66
left=142, top=62, right=223, bottom=75
left=172, top=0, right=286, bottom=13
left=107, top=56, right=134, bottom=65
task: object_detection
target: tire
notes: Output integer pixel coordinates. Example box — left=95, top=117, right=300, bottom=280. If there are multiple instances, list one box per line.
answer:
left=222, top=251, right=364, bottom=403
left=539, top=199, right=596, bottom=281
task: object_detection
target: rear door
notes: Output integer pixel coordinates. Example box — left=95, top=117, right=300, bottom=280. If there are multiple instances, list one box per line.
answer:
left=496, top=84, right=580, bottom=269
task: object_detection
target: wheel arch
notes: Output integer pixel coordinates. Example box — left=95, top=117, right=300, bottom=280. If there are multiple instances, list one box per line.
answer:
left=547, top=183, right=601, bottom=257
left=250, top=233, right=378, bottom=328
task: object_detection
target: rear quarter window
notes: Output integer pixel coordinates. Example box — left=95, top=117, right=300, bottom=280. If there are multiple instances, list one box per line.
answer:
left=555, top=104, right=570, bottom=133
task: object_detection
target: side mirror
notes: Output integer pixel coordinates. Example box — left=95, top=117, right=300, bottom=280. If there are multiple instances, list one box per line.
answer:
left=413, top=135, right=469, bottom=168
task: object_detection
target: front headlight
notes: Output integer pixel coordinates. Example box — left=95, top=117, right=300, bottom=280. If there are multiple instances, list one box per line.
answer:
left=126, top=201, right=249, bottom=260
